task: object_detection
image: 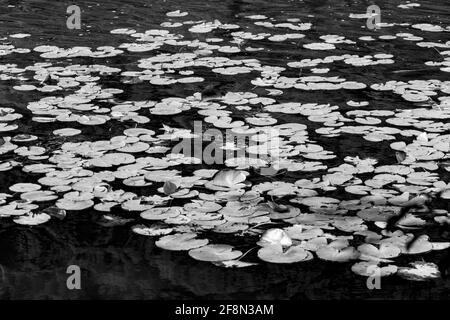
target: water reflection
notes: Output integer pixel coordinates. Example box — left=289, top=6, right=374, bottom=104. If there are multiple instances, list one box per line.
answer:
left=0, top=220, right=448, bottom=299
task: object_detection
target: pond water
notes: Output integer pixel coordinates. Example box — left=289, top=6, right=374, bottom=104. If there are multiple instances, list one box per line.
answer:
left=0, top=0, right=449, bottom=299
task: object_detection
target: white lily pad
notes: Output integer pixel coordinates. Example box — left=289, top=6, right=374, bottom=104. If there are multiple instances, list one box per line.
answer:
left=188, top=244, right=242, bottom=262
left=257, top=244, right=313, bottom=263
left=155, top=232, right=209, bottom=251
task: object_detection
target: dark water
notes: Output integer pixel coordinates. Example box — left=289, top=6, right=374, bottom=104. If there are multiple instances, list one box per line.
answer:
left=0, top=0, right=449, bottom=299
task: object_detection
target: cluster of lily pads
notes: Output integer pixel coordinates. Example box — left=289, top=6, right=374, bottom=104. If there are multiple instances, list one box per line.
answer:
left=0, top=6, right=449, bottom=282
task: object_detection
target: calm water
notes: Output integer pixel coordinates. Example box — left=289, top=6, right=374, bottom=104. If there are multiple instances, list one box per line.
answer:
left=0, top=0, right=449, bottom=299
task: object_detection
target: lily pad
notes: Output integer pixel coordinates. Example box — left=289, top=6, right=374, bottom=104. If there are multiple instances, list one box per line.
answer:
left=257, top=244, right=313, bottom=263
left=155, top=232, right=209, bottom=251
left=188, top=244, right=242, bottom=262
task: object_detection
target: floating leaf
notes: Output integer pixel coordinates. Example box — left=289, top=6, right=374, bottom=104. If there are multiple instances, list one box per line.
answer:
left=317, top=241, right=360, bottom=262
left=257, top=244, right=313, bottom=263
left=132, top=223, right=173, bottom=236
left=188, top=244, right=242, bottom=262
left=14, top=212, right=51, bottom=225
left=211, top=260, right=258, bottom=268
left=155, top=233, right=208, bottom=251
left=397, top=262, right=441, bottom=281
left=351, top=261, right=397, bottom=277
